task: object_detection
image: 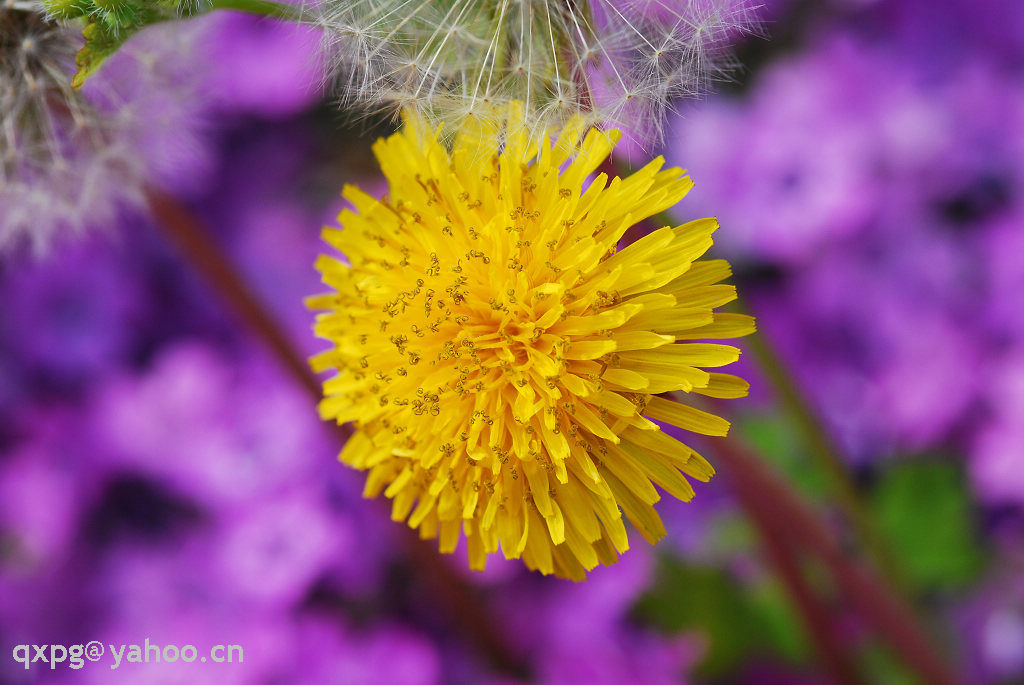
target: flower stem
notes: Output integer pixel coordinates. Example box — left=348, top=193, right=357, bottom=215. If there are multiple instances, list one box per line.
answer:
left=146, top=188, right=319, bottom=398
left=600, top=156, right=948, bottom=678
left=710, top=435, right=966, bottom=685
left=741, top=311, right=906, bottom=587
left=603, top=155, right=903, bottom=587
left=725, top=455, right=866, bottom=685
left=145, top=187, right=527, bottom=679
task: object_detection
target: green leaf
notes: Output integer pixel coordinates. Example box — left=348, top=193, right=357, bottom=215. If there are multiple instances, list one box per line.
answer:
left=737, top=412, right=828, bottom=496
left=72, top=3, right=164, bottom=89
left=873, top=459, right=984, bottom=592
left=859, top=640, right=925, bottom=685
left=70, top=0, right=302, bottom=87
left=73, top=20, right=130, bottom=89
left=633, top=555, right=810, bottom=677
left=748, top=579, right=813, bottom=664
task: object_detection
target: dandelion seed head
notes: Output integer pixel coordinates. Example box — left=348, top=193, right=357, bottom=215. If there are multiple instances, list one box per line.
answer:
left=310, top=104, right=754, bottom=579
left=313, top=0, right=761, bottom=144
left=0, top=3, right=208, bottom=255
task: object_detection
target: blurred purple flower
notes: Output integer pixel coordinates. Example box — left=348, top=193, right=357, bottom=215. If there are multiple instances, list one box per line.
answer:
left=87, top=337, right=395, bottom=600
left=845, top=0, right=1024, bottom=72
left=983, top=212, right=1024, bottom=344
left=212, top=490, right=342, bottom=607
left=91, top=341, right=329, bottom=508
left=669, top=39, right=897, bottom=263
left=971, top=353, right=1024, bottom=507
left=0, top=407, right=105, bottom=661
left=0, top=447, right=84, bottom=577
left=206, top=12, right=323, bottom=117
left=754, top=232, right=981, bottom=460
left=294, top=616, right=441, bottom=685
left=497, top=552, right=699, bottom=685
left=958, top=574, right=1024, bottom=684
left=0, top=238, right=143, bottom=389
left=669, top=33, right=1024, bottom=463
left=669, top=37, right=1024, bottom=266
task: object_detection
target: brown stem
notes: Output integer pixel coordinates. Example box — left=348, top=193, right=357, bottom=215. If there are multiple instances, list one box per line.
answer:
left=602, top=158, right=879, bottom=681
left=741, top=315, right=905, bottom=588
left=145, top=187, right=526, bottom=679
left=724, top=456, right=865, bottom=685
left=145, top=188, right=321, bottom=400
left=711, top=436, right=968, bottom=685
left=605, top=154, right=900, bottom=587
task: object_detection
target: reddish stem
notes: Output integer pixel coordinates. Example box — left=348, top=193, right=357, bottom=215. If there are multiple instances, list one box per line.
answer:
left=146, top=187, right=526, bottom=678
left=724, top=456, right=865, bottom=685
left=712, top=436, right=967, bottom=685
left=146, top=189, right=321, bottom=399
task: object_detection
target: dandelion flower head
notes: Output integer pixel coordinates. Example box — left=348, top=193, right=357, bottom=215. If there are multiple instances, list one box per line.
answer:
left=310, top=104, right=754, bottom=579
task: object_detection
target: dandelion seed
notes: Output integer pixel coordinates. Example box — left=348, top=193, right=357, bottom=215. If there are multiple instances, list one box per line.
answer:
left=314, top=0, right=760, bottom=146
left=309, top=103, right=754, bottom=579
left=0, top=2, right=207, bottom=255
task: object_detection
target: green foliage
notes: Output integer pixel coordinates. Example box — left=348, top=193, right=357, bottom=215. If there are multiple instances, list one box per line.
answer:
left=873, top=459, right=985, bottom=592
left=42, top=0, right=93, bottom=20
left=66, top=0, right=189, bottom=89
left=737, top=412, right=828, bottom=496
left=748, top=579, right=812, bottom=664
left=859, top=641, right=925, bottom=685
left=73, top=17, right=134, bottom=89
left=634, top=555, right=811, bottom=678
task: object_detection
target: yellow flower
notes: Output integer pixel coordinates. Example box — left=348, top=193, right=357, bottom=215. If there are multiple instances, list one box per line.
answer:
left=309, top=105, right=754, bottom=580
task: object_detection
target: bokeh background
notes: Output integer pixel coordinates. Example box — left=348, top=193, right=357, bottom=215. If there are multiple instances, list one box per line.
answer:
left=2, top=0, right=1024, bottom=682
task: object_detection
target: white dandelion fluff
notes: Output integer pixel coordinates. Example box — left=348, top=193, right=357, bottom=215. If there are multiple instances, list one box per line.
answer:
left=313, top=0, right=761, bottom=143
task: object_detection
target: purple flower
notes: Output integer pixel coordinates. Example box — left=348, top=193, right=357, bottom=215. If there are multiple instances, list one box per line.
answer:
left=91, top=341, right=330, bottom=508
left=205, top=12, right=323, bottom=117
left=668, top=38, right=897, bottom=263
left=0, top=238, right=143, bottom=389
left=293, top=617, right=441, bottom=685
left=983, top=212, right=1024, bottom=343
left=210, top=490, right=342, bottom=608
left=957, top=575, right=1024, bottom=683
left=496, top=552, right=699, bottom=685
left=753, top=229, right=981, bottom=460
left=971, top=353, right=1024, bottom=507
